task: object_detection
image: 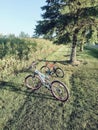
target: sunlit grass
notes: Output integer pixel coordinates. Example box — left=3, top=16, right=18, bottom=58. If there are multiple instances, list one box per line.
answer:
left=0, top=38, right=98, bottom=130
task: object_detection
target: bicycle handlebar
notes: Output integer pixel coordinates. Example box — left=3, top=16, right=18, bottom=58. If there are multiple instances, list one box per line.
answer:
left=31, top=59, right=40, bottom=67
left=31, top=61, right=38, bottom=67
left=27, top=60, right=39, bottom=70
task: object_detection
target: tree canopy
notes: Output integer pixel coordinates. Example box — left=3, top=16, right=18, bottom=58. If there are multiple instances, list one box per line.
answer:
left=35, top=0, right=98, bottom=63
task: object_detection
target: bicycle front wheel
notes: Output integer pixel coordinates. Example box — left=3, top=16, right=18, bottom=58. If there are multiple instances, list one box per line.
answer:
left=25, top=74, right=41, bottom=91
left=55, top=67, right=64, bottom=78
left=51, top=80, right=69, bottom=102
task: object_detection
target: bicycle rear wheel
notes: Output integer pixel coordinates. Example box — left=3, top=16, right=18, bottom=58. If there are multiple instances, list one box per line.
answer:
left=25, top=74, right=41, bottom=91
left=40, top=66, right=50, bottom=75
left=55, top=67, right=64, bottom=78
left=51, top=80, right=69, bottom=102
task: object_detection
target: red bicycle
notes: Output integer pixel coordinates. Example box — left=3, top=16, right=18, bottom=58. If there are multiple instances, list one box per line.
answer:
left=40, top=62, right=64, bottom=78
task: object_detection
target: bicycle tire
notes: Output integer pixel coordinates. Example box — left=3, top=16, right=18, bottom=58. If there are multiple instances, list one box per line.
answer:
left=40, top=66, right=50, bottom=75
left=25, top=74, right=42, bottom=91
left=51, top=80, right=69, bottom=102
left=55, top=67, right=64, bottom=78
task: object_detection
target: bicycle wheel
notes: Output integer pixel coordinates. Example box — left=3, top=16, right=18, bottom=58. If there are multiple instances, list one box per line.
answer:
left=55, top=67, right=64, bottom=78
left=51, top=80, right=69, bottom=102
left=25, top=74, right=42, bottom=91
left=40, top=66, right=50, bottom=75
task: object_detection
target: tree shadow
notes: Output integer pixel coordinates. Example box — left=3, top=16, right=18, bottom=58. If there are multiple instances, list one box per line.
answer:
left=3, top=91, right=35, bottom=130
left=85, top=47, right=98, bottom=58
left=3, top=89, right=64, bottom=130
left=13, top=67, right=32, bottom=76
left=2, top=81, right=65, bottom=130
left=39, top=59, right=70, bottom=65
left=0, top=82, right=64, bottom=130
left=0, top=81, right=55, bottom=101
left=13, top=59, right=70, bottom=76
left=0, top=81, right=23, bottom=93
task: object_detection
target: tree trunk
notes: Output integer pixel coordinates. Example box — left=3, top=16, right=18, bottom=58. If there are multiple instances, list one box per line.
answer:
left=70, top=30, right=77, bottom=63
left=80, top=42, right=83, bottom=51
left=70, top=42, right=77, bottom=63
left=80, top=39, right=84, bottom=52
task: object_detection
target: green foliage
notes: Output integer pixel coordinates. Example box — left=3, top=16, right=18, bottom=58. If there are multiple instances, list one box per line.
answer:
left=0, top=37, right=37, bottom=60
left=19, top=31, right=30, bottom=38
left=0, top=38, right=8, bottom=59
left=35, top=0, right=98, bottom=63
left=35, top=0, right=98, bottom=43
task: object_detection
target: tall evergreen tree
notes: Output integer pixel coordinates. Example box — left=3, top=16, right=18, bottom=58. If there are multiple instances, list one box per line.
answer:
left=35, top=0, right=98, bottom=63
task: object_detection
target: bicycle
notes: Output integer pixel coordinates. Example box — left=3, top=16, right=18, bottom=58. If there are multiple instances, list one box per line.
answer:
left=40, top=61, right=64, bottom=78
left=25, top=61, right=69, bottom=102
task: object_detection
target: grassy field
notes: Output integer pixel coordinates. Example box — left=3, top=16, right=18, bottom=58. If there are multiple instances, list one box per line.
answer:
left=0, top=38, right=98, bottom=130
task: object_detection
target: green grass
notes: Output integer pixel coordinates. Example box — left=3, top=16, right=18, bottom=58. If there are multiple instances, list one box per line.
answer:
left=0, top=38, right=98, bottom=130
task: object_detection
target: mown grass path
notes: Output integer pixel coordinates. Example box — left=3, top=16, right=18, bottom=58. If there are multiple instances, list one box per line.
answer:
left=0, top=40, right=98, bottom=130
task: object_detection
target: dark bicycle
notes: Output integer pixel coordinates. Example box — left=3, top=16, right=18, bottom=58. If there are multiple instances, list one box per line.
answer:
left=25, top=61, right=69, bottom=102
left=40, top=61, right=64, bottom=78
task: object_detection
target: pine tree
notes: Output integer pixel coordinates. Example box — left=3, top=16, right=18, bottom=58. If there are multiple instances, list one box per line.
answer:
left=35, top=0, right=98, bottom=63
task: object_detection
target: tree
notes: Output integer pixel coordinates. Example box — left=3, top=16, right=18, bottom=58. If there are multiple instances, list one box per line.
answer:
left=7, top=34, right=16, bottom=39
left=19, top=31, right=30, bottom=38
left=35, top=0, right=98, bottom=63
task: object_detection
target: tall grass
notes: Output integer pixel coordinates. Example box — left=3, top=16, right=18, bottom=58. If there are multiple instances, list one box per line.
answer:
left=0, top=38, right=60, bottom=80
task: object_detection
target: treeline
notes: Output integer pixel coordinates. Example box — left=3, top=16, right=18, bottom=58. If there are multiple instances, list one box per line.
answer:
left=0, top=36, right=37, bottom=60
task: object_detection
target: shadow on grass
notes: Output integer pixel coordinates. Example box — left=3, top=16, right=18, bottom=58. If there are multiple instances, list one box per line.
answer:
left=85, top=46, right=98, bottom=58
left=1, top=81, right=64, bottom=130
left=13, top=67, right=32, bottom=76
left=3, top=92, right=64, bottom=130
left=13, top=59, right=70, bottom=76
left=3, top=92, right=33, bottom=130
left=39, top=59, right=70, bottom=65
left=0, top=81, right=55, bottom=101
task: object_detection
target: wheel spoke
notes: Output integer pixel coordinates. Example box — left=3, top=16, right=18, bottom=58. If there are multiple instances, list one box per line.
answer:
left=55, top=68, right=64, bottom=78
left=51, top=81, right=69, bottom=101
left=25, top=75, right=41, bottom=90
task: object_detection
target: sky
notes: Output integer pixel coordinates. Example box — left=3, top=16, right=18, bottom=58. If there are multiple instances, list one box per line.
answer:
left=0, top=0, right=46, bottom=37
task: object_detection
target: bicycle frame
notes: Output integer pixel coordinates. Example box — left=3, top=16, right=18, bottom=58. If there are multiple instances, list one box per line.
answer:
left=45, top=62, right=57, bottom=74
left=34, top=69, right=51, bottom=90
left=45, top=62, right=55, bottom=69
left=25, top=61, right=69, bottom=102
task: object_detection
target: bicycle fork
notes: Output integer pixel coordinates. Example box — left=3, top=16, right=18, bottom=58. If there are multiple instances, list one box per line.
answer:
left=43, top=81, right=51, bottom=90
